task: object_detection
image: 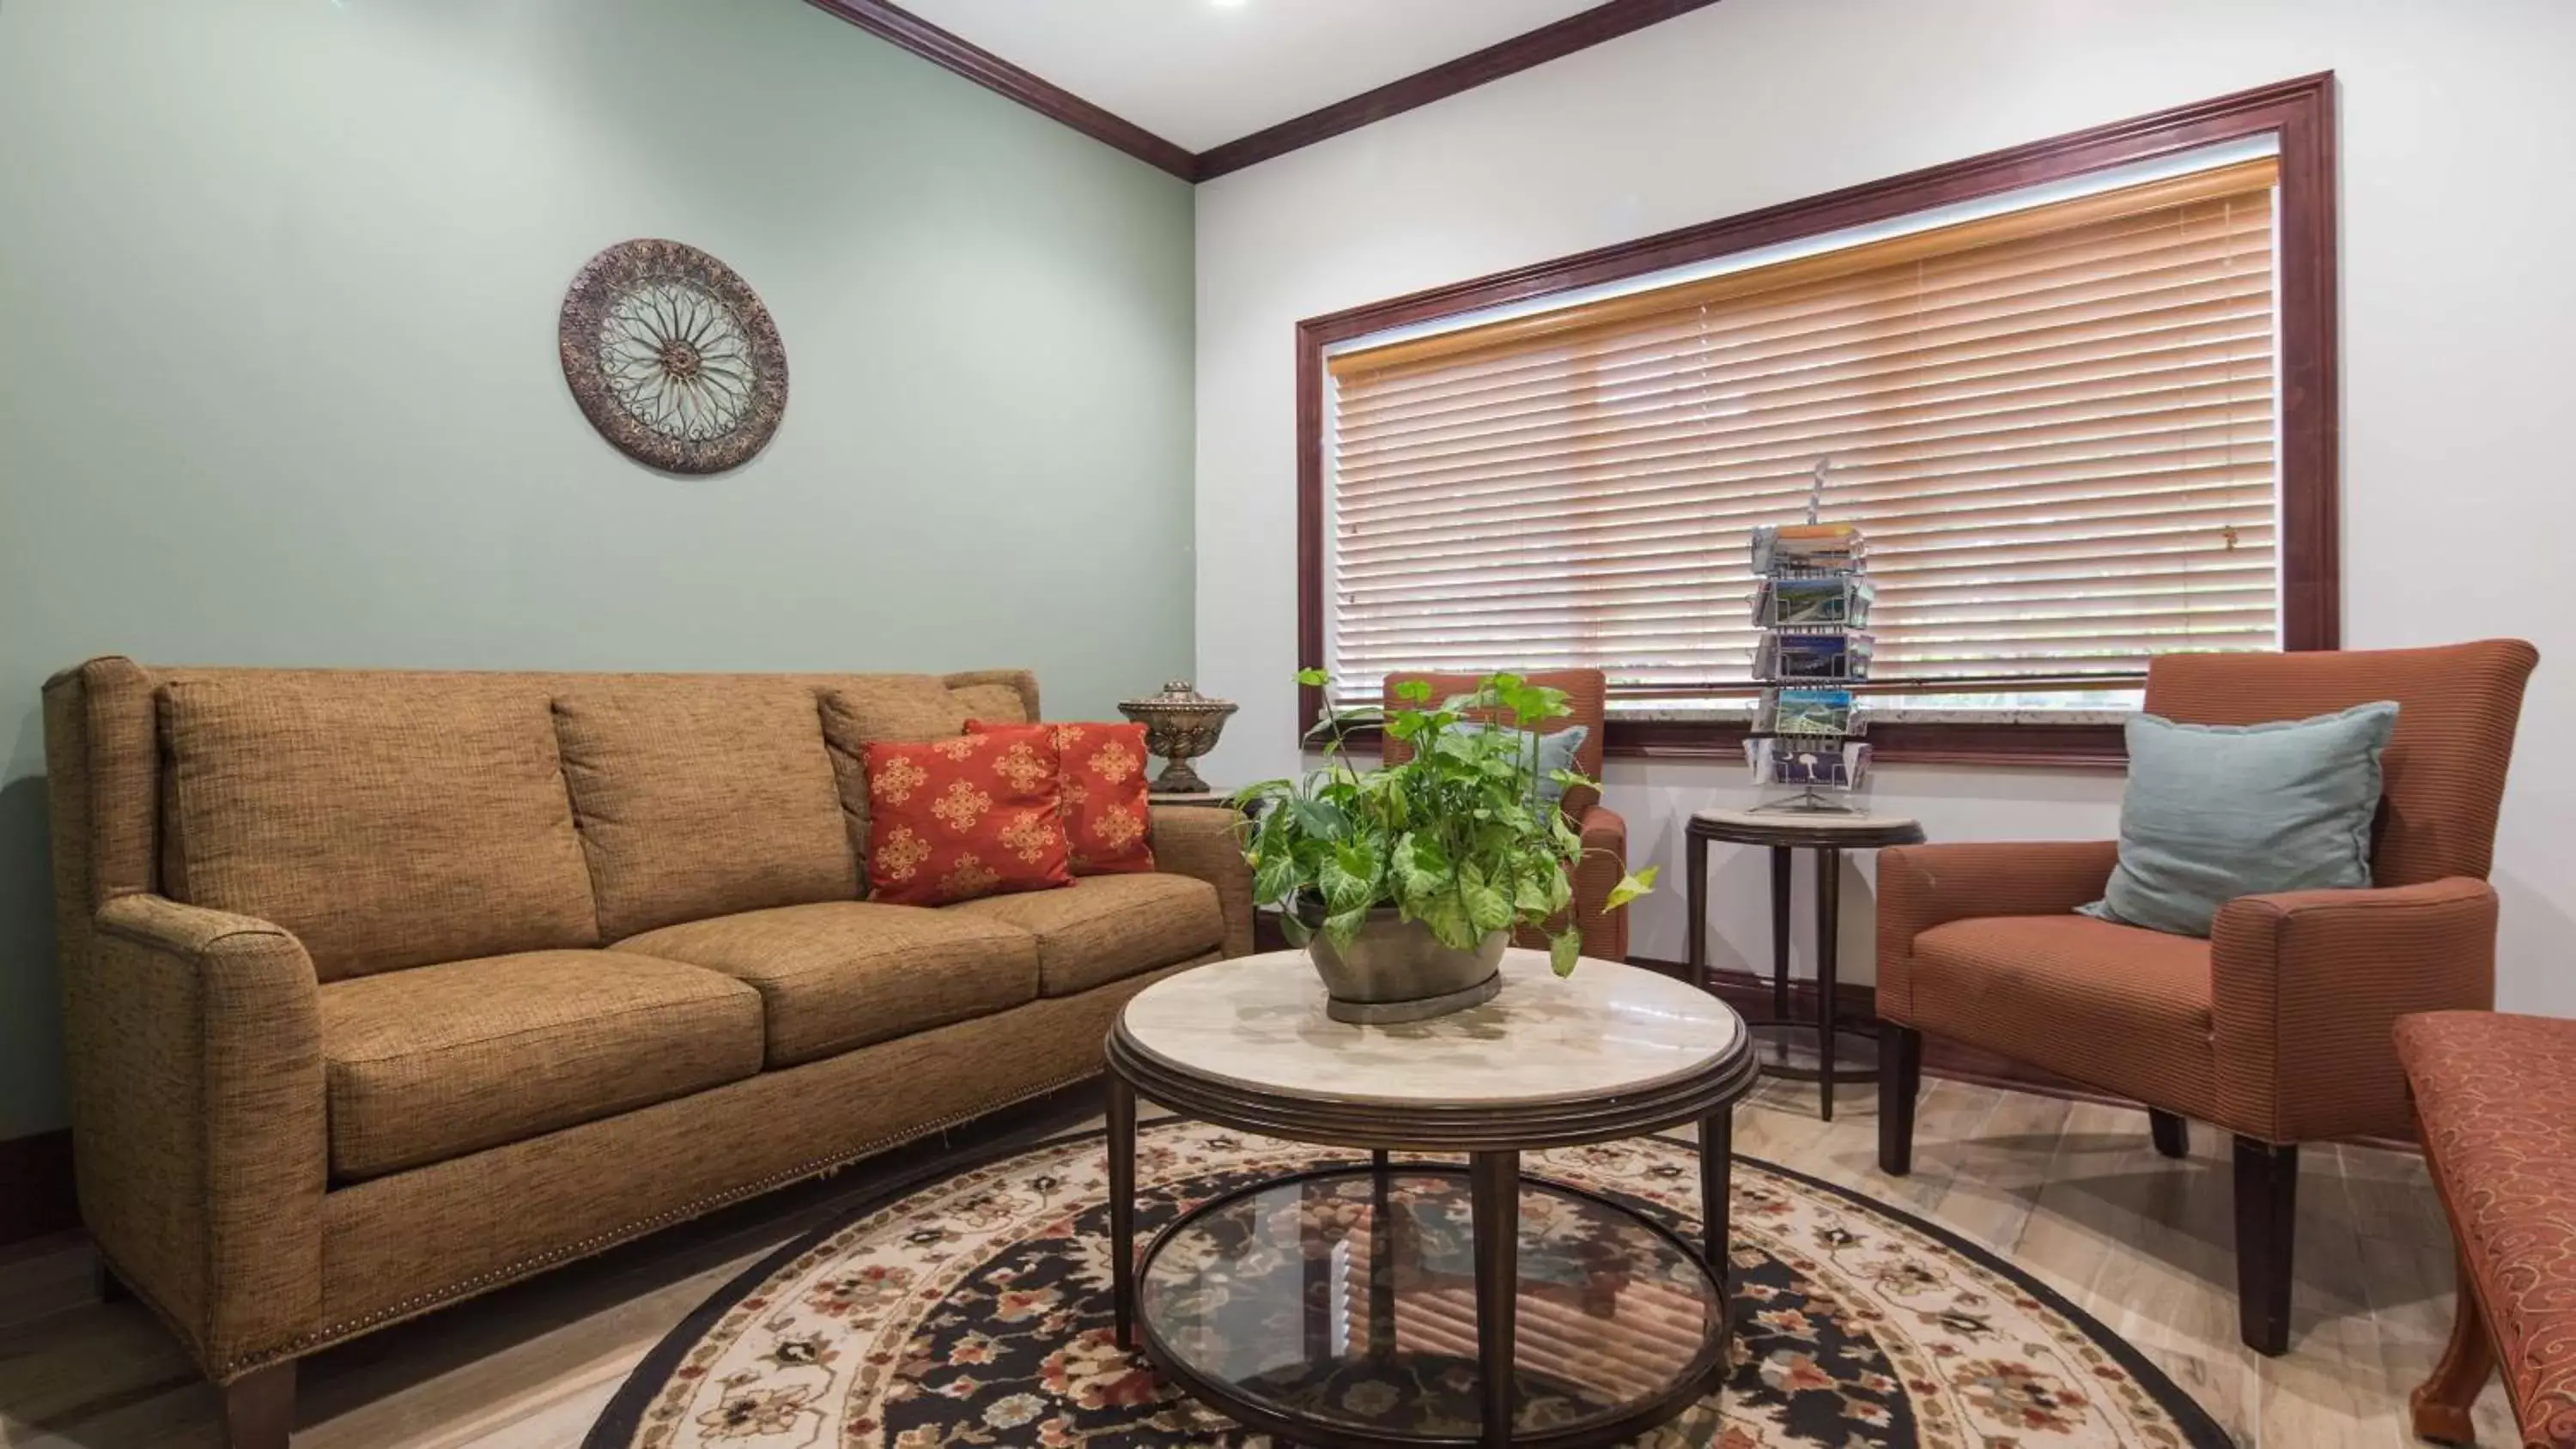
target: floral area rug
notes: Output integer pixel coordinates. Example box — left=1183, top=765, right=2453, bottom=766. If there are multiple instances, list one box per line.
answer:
left=587, top=1121, right=2228, bottom=1448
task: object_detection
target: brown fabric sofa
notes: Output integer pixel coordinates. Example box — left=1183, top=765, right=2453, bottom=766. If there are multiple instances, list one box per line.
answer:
left=41, top=658, right=1255, bottom=1448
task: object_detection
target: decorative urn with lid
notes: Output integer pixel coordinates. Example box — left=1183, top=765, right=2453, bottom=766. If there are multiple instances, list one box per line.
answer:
left=1117, top=680, right=1239, bottom=795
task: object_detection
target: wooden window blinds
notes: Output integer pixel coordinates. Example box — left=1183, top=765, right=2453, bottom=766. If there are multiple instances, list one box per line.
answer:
left=1323, top=157, right=2280, bottom=704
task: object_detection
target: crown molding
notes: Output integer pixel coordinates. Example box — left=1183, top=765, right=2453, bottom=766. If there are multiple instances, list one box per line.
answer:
left=1194, top=0, right=1722, bottom=179
left=804, top=0, right=1723, bottom=184
left=803, top=0, right=1198, bottom=178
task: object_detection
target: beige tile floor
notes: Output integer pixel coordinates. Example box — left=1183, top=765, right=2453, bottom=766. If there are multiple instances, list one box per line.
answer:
left=0, top=1076, right=2518, bottom=1447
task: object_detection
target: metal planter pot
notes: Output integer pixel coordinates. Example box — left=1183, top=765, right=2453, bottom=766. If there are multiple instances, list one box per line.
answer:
left=1300, top=904, right=1508, bottom=1024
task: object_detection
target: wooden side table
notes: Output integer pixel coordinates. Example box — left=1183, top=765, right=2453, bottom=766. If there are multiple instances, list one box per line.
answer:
left=1685, top=808, right=1925, bottom=1120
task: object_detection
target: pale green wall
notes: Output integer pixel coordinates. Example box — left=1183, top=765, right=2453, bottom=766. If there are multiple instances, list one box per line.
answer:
left=0, top=0, right=1196, bottom=1139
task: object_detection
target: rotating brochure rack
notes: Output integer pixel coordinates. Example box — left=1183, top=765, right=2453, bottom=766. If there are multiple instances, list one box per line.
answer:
left=1747, top=478, right=1874, bottom=811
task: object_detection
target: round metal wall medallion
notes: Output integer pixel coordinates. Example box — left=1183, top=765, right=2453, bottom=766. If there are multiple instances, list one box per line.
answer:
left=558, top=239, right=787, bottom=474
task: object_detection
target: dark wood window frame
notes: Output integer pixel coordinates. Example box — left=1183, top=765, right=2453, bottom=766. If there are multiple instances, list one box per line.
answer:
left=1295, top=73, right=2338, bottom=768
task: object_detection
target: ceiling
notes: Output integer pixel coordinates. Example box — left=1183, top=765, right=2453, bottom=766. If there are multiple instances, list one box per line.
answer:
left=894, top=0, right=1601, bottom=153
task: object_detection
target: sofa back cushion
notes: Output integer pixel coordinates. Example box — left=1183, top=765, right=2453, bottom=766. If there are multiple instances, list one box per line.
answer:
left=159, top=674, right=601, bottom=980
left=555, top=677, right=858, bottom=939
left=819, top=671, right=1040, bottom=889
left=941, top=670, right=1037, bottom=728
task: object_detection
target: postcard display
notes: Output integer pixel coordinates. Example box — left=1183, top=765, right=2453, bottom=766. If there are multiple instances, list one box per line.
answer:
left=1746, top=520, right=1874, bottom=811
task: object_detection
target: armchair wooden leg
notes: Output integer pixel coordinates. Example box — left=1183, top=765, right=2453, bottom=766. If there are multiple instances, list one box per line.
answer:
left=2233, top=1137, right=2299, bottom=1356
left=1877, top=1025, right=1922, bottom=1176
left=2410, top=1250, right=2495, bottom=1444
left=222, top=1360, right=295, bottom=1449
left=2148, top=1109, right=2188, bottom=1160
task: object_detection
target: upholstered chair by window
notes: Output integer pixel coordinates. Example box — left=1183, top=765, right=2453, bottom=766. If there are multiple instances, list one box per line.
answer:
left=1873, top=640, right=2538, bottom=1356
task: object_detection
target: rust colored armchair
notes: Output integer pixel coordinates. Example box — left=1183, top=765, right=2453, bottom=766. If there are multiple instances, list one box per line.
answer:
left=1380, top=670, right=1631, bottom=961
left=1873, top=640, right=2539, bottom=1356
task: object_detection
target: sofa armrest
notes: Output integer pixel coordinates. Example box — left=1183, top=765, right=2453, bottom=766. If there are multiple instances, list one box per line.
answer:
left=2211, top=877, right=2497, bottom=1143
left=1151, top=806, right=1255, bottom=957
left=1875, top=840, right=2119, bottom=1024
left=1569, top=803, right=1631, bottom=962
left=82, top=894, right=325, bottom=1377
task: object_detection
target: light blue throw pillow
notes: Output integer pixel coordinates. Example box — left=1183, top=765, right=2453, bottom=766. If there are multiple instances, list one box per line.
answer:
left=2081, top=701, right=2398, bottom=937
left=1451, top=722, right=1590, bottom=810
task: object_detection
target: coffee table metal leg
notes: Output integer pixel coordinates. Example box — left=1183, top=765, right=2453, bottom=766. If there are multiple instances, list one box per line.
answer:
left=1700, top=1106, right=1734, bottom=1283
left=1107, top=1072, right=1136, bottom=1347
left=1470, top=1150, right=1520, bottom=1448
left=1369, top=1161, right=1399, bottom=1361
left=1814, top=846, right=1842, bottom=1123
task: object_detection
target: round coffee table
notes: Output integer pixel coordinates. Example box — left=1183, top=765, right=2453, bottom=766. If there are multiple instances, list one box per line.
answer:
left=1103, top=949, right=1757, bottom=1448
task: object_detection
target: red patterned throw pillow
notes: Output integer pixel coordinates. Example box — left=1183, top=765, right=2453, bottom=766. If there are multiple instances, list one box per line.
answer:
left=968, top=720, right=1156, bottom=876
left=863, top=730, right=1072, bottom=906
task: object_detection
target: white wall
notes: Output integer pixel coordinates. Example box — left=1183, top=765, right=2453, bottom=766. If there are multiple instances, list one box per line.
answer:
left=1194, top=0, right=2576, bottom=1013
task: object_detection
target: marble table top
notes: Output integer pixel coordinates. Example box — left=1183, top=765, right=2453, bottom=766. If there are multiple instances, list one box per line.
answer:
left=1117, top=949, right=1745, bottom=1108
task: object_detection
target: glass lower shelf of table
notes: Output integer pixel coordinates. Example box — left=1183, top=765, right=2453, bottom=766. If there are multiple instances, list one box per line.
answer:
left=1135, top=1164, right=1728, bottom=1447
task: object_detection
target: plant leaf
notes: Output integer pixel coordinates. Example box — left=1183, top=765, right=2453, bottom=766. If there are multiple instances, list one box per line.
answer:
left=1252, top=854, right=1302, bottom=906
left=1549, top=929, right=1582, bottom=977
left=1393, top=833, right=1450, bottom=900
left=1604, top=864, right=1659, bottom=912
left=1415, top=889, right=1475, bottom=950
left=1323, top=904, right=1371, bottom=953
left=1291, top=795, right=1349, bottom=841
left=1320, top=840, right=1382, bottom=913
left=1459, top=862, right=1513, bottom=936
left=1296, top=667, right=1330, bottom=687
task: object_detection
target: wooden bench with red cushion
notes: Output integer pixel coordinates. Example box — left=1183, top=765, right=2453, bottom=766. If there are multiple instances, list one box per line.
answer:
left=2398, top=1010, right=2576, bottom=1447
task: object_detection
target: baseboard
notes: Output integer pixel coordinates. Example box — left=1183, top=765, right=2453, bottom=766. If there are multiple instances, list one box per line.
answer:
left=0, top=1128, right=76, bottom=1246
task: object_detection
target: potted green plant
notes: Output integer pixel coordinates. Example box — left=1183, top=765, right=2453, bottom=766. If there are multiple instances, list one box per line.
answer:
left=1232, top=670, right=1656, bottom=1023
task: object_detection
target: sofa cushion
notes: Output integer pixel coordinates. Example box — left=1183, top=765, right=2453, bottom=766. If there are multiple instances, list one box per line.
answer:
left=615, top=902, right=1042, bottom=1067
left=969, top=721, right=1157, bottom=875
left=940, top=669, right=1037, bottom=727
left=160, top=675, right=600, bottom=981
left=821, top=675, right=973, bottom=747
left=2083, top=702, right=2397, bottom=937
left=319, top=949, right=761, bottom=1179
left=861, top=732, right=1073, bottom=906
left=820, top=674, right=1033, bottom=888
left=555, top=677, right=857, bottom=940
left=1910, top=915, right=2216, bottom=1115
left=944, top=873, right=1223, bottom=997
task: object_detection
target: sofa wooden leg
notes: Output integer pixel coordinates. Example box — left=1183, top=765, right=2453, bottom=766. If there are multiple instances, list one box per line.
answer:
left=2148, top=1109, right=2188, bottom=1160
left=2233, top=1136, right=2299, bottom=1355
left=222, top=1361, right=295, bottom=1449
left=2410, top=1250, right=2495, bottom=1444
left=1877, top=1025, right=1922, bottom=1177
